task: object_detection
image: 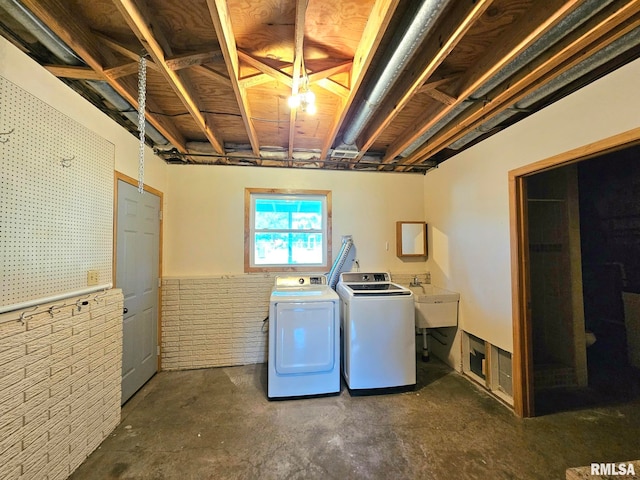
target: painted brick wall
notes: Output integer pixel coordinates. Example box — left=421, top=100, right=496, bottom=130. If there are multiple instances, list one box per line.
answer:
left=162, top=275, right=274, bottom=370
left=0, top=289, right=123, bottom=480
left=161, top=272, right=429, bottom=371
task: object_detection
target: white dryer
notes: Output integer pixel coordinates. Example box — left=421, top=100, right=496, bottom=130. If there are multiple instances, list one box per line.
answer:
left=337, top=272, right=416, bottom=392
left=268, top=275, right=340, bottom=399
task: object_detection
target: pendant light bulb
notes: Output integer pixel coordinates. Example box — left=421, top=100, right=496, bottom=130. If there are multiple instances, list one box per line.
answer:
left=304, top=90, right=315, bottom=105
left=288, top=94, right=301, bottom=109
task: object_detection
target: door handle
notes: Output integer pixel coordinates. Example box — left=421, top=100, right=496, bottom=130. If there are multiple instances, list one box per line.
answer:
left=123, top=307, right=128, bottom=314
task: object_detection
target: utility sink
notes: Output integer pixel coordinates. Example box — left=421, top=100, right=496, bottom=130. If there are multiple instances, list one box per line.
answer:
left=410, top=285, right=460, bottom=329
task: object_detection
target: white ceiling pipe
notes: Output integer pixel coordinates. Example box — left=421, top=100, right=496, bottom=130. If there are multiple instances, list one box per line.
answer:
left=0, top=0, right=83, bottom=65
left=87, top=80, right=170, bottom=146
left=339, top=0, right=453, bottom=148
left=448, top=26, right=640, bottom=150
left=470, top=0, right=614, bottom=101
left=400, top=0, right=615, bottom=158
left=3, top=0, right=171, bottom=147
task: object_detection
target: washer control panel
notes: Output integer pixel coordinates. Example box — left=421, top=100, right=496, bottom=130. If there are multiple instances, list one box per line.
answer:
left=340, top=272, right=390, bottom=283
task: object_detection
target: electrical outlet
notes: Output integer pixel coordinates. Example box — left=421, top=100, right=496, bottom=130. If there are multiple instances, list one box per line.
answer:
left=87, top=270, right=99, bottom=286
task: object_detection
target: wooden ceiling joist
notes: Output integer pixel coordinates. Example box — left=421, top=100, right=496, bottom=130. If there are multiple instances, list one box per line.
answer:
left=45, top=62, right=140, bottom=81
left=44, top=65, right=104, bottom=80
left=288, top=0, right=310, bottom=162
left=194, top=65, right=230, bottom=86
left=315, top=78, right=350, bottom=99
left=19, top=0, right=186, bottom=151
left=237, top=50, right=294, bottom=87
left=353, top=0, right=494, bottom=164
left=104, top=62, right=140, bottom=80
left=92, top=31, right=161, bottom=72
left=319, top=0, right=401, bottom=161
left=398, top=0, right=640, bottom=169
left=383, top=0, right=585, bottom=165
left=425, top=88, right=457, bottom=106
left=114, top=0, right=225, bottom=155
left=307, top=61, right=352, bottom=84
left=234, top=60, right=352, bottom=97
left=207, top=0, right=260, bottom=158
left=8, top=0, right=638, bottom=173
left=418, top=76, right=457, bottom=93
left=238, top=73, right=273, bottom=89
left=165, top=48, right=223, bottom=71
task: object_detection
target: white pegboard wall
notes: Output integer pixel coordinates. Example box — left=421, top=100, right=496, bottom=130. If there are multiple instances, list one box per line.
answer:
left=0, top=76, right=114, bottom=308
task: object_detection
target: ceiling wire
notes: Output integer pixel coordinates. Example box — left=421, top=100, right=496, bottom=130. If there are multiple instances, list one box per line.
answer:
left=154, top=149, right=435, bottom=172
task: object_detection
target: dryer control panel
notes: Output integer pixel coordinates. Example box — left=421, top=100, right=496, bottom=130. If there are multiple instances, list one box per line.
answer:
left=275, top=275, right=327, bottom=287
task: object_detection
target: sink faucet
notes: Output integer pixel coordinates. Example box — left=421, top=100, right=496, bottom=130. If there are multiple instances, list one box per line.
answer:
left=410, top=275, right=422, bottom=287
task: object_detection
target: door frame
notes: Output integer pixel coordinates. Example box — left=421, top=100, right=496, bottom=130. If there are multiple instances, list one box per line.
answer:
left=113, top=171, right=164, bottom=371
left=509, top=127, right=640, bottom=417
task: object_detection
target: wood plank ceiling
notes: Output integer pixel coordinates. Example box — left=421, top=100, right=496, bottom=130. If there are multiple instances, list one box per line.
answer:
left=2, top=0, right=640, bottom=173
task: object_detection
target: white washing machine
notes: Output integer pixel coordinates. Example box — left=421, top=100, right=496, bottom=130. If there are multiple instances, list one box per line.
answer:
left=268, top=275, right=340, bottom=399
left=337, top=272, right=416, bottom=392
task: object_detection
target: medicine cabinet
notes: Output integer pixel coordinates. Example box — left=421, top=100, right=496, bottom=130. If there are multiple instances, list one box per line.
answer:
left=396, top=221, right=427, bottom=257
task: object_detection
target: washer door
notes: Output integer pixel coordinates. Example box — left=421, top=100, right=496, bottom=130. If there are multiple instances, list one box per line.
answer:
left=274, top=301, right=335, bottom=374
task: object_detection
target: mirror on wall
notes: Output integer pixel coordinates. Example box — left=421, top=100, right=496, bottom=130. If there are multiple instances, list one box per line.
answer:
left=396, top=221, right=427, bottom=257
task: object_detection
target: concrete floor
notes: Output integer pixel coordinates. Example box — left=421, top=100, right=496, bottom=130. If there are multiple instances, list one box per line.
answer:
left=70, top=360, right=640, bottom=480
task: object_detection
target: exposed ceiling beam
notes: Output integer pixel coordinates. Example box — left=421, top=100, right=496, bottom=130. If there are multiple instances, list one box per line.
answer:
left=113, top=0, right=225, bottom=155
left=238, top=72, right=273, bottom=89
left=165, top=48, right=223, bottom=70
left=419, top=76, right=458, bottom=105
left=319, top=0, right=400, bottom=161
left=20, top=0, right=106, bottom=70
left=315, top=78, right=350, bottom=99
left=383, top=0, right=584, bottom=164
left=44, top=65, right=104, bottom=80
left=418, top=76, right=456, bottom=93
left=19, top=0, right=186, bottom=151
left=424, top=88, right=457, bottom=106
left=193, top=65, right=230, bottom=85
left=92, top=30, right=161, bottom=72
left=237, top=50, right=294, bottom=87
left=307, top=61, right=352, bottom=84
left=235, top=60, right=352, bottom=92
left=104, top=61, right=140, bottom=79
left=207, top=0, right=260, bottom=158
left=288, top=0, right=309, bottom=162
left=45, top=62, right=140, bottom=81
left=399, top=1, right=640, bottom=169
left=354, top=0, right=494, bottom=162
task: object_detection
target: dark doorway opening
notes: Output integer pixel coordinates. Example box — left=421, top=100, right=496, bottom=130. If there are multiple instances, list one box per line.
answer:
left=531, top=146, right=640, bottom=415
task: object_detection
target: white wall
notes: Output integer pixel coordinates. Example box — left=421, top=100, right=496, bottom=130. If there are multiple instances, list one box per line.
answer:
left=164, top=165, right=426, bottom=276
left=0, top=37, right=168, bottom=194
left=424, top=58, right=640, bottom=359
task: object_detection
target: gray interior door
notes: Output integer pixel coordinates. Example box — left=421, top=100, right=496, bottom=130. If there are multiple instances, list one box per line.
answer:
left=117, top=179, right=160, bottom=404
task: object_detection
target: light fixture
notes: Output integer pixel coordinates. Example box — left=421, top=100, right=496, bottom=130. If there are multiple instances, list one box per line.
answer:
left=288, top=63, right=316, bottom=114
left=288, top=86, right=316, bottom=114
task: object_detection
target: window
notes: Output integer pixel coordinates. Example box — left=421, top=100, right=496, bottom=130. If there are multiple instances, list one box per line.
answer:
left=245, top=188, right=332, bottom=272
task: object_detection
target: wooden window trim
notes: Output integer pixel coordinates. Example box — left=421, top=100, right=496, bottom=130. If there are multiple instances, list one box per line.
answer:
left=244, top=188, right=332, bottom=273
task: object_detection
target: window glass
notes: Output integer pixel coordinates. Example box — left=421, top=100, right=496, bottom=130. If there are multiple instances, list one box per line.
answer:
left=245, top=190, right=331, bottom=272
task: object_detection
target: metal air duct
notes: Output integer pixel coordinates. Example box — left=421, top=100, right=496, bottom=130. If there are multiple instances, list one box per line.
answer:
left=335, top=0, right=452, bottom=153
left=0, top=0, right=83, bottom=65
left=1, top=0, right=170, bottom=147
left=87, top=80, right=169, bottom=146
left=448, top=26, right=640, bottom=150
left=400, top=0, right=615, bottom=158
